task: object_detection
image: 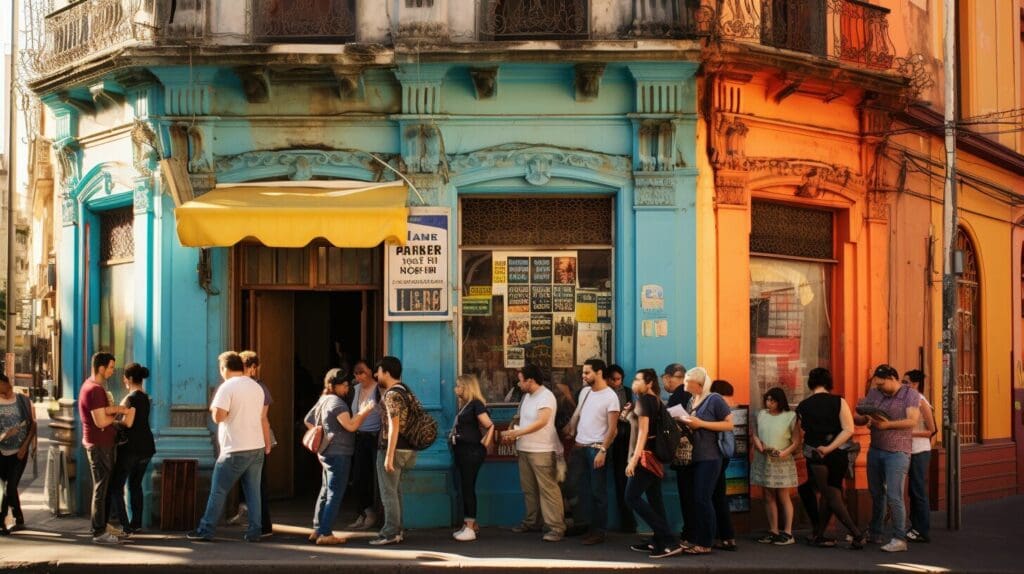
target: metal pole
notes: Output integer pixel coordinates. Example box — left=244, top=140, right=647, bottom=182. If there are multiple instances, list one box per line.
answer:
left=941, top=0, right=961, bottom=531
left=5, top=0, right=19, bottom=368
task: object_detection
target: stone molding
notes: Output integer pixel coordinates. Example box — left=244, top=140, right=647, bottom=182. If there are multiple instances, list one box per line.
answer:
left=448, top=144, right=631, bottom=183
left=633, top=172, right=677, bottom=207
left=214, top=149, right=390, bottom=182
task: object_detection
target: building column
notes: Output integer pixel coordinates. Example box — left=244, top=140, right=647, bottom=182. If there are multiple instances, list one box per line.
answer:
left=713, top=170, right=751, bottom=405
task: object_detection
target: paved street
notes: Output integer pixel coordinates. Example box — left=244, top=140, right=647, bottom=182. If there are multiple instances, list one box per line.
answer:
left=0, top=403, right=1018, bottom=573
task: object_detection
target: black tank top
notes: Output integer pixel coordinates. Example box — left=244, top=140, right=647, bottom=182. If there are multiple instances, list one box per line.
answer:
left=796, top=392, right=842, bottom=448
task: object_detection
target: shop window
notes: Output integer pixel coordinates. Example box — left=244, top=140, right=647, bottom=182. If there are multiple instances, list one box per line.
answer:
left=749, top=201, right=834, bottom=413
left=238, top=244, right=381, bottom=289
left=460, top=197, right=613, bottom=405
left=955, top=228, right=981, bottom=444
left=98, top=207, right=135, bottom=401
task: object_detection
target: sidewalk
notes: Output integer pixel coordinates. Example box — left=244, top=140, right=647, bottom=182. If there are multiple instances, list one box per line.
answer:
left=1, top=404, right=1018, bottom=573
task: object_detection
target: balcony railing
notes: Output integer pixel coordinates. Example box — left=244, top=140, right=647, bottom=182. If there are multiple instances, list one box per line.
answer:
left=251, top=0, right=357, bottom=43
left=480, top=0, right=589, bottom=41
left=39, top=0, right=157, bottom=75
left=716, top=0, right=895, bottom=69
left=628, top=0, right=716, bottom=38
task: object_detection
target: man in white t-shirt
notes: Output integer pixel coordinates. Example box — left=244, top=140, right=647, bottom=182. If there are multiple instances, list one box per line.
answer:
left=568, top=358, right=620, bottom=545
left=188, top=351, right=268, bottom=543
left=501, top=364, right=565, bottom=542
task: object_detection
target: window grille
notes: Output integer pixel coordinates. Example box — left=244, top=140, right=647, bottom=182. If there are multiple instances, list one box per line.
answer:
left=955, top=227, right=981, bottom=445
left=100, top=207, right=134, bottom=264
left=750, top=201, right=834, bottom=260
left=461, top=197, right=613, bottom=247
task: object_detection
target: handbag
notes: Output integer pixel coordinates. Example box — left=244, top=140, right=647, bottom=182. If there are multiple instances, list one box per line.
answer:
left=639, top=449, right=665, bottom=479
left=302, top=399, right=333, bottom=455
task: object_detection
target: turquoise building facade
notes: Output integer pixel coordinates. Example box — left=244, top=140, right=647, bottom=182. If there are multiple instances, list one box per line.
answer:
left=33, top=1, right=704, bottom=529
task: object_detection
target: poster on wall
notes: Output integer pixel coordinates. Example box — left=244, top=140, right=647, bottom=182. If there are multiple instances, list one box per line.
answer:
left=386, top=207, right=451, bottom=321
left=493, top=250, right=578, bottom=368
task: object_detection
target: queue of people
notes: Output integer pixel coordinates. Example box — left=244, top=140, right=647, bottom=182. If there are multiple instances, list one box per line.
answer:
left=51, top=348, right=934, bottom=559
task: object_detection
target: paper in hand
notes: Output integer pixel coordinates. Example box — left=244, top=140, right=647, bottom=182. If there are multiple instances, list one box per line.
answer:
left=667, top=404, right=691, bottom=422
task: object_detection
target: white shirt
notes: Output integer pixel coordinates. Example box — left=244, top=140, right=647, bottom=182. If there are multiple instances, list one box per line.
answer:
left=575, top=386, right=620, bottom=445
left=912, top=392, right=932, bottom=455
left=516, top=386, right=560, bottom=453
left=210, top=375, right=266, bottom=455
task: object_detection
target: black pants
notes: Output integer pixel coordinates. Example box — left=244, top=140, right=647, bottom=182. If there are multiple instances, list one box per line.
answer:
left=351, top=431, right=380, bottom=516
left=85, top=446, right=116, bottom=536
left=625, top=465, right=677, bottom=552
left=0, top=452, right=28, bottom=524
left=712, top=455, right=735, bottom=540
left=611, top=423, right=635, bottom=531
left=453, top=442, right=486, bottom=520
left=239, top=452, right=272, bottom=534
left=107, top=451, right=151, bottom=531
left=674, top=465, right=697, bottom=542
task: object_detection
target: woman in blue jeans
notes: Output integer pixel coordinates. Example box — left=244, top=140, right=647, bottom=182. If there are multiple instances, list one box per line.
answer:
left=903, top=370, right=935, bottom=543
left=624, top=368, right=682, bottom=559
left=303, top=368, right=375, bottom=545
left=680, top=367, right=733, bottom=555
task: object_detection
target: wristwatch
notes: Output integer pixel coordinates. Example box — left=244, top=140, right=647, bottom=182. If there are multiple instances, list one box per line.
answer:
left=597, top=446, right=607, bottom=453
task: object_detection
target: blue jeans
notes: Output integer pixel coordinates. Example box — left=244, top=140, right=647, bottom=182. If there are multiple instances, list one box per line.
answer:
left=376, top=449, right=417, bottom=538
left=625, top=465, right=677, bottom=552
left=908, top=450, right=931, bottom=537
left=196, top=449, right=265, bottom=539
left=690, top=458, right=722, bottom=548
left=867, top=447, right=910, bottom=541
left=313, top=454, right=353, bottom=536
left=571, top=446, right=611, bottom=534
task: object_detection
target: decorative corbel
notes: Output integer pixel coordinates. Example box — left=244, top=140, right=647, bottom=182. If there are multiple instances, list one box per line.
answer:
left=574, top=63, right=605, bottom=101
left=131, top=120, right=161, bottom=177
left=235, top=66, right=271, bottom=104
left=469, top=67, right=498, bottom=100
left=89, top=82, right=126, bottom=112
left=332, top=66, right=365, bottom=101
left=57, top=92, right=96, bottom=116
left=766, top=72, right=804, bottom=103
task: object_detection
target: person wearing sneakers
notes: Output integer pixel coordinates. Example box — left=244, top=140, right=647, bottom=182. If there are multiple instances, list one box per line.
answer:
left=751, top=387, right=799, bottom=547
left=0, top=372, right=36, bottom=536
left=501, top=364, right=565, bottom=542
left=903, top=369, right=935, bottom=544
left=566, top=358, right=620, bottom=546
left=450, top=374, right=495, bottom=542
left=187, top=351, right=268, bottom=543
left=855, top=364, right=920, bottom=553
left=371, top=356, right=417, bottom=546
left=304, top=368, right=377, bottom=545
left=79, top=352, right=134, bottom=544
left=346, top=360, right=382, bottom=530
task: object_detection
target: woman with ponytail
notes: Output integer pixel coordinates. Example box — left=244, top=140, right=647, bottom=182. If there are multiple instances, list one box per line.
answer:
left=108, top=363, right=156, bottom=534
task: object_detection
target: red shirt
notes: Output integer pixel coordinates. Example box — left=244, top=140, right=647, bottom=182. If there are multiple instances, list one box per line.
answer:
left=79, top=378, right=114, bottom=448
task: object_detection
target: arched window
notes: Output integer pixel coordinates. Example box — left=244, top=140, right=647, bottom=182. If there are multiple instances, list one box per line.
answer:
left=955, top=227, right=981, bottom=444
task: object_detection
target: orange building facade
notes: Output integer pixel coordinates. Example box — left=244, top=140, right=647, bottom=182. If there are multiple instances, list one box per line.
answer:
left=698, top=0, right=1024, bottom=508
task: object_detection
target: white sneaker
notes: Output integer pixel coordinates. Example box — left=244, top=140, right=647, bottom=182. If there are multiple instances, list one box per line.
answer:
left=93, top=532, right=123, bottom=544
left=106, top=525, right=129, bottom=539
left=346, top=515, right=365, bottom=530
left=361, top=510, right=379, bottom=530
left=453, top=526, right=477, bottom=542
left=227, top=503, right=248, bottom=526
left=881, top=538, right=908, bottom=552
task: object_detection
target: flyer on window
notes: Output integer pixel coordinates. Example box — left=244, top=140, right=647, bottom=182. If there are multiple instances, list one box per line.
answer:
left=385, top=207, right=450, bottom=321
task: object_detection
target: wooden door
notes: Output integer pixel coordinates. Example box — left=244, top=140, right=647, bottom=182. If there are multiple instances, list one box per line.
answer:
left=253, top=291, right=295, bottom=499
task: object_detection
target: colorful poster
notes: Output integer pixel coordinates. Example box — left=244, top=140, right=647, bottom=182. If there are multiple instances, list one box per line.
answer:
left=469, top=285, right=492, bottom=297
left=531, top=285, right=552, bottom=312
left=641, top=284, right=664, bottom=311
left=505, top=316, right=531, bottom=346
left=531, top=314, right=552, bottom=339
left=553, top=256, right=577, bottom=284
left=508, top=257, right=531, bottom=284
left=531, top=257, right=552, bottom=283
left=505, top=346, right=525, bottom=369
left=507, top=285, right=531, bottom=313
left=552, top=313, right=575, bottom=368
left=576, top=291, right=597, bottom=323
left=552, top=285, right=575, bottom=312
left=597, top=292, right=612, bottom=323
left=386, top=208, right=450, bottom=321
left=493, top=260, right=507, bottom=285
left=462, top=297, right=492, bottom=316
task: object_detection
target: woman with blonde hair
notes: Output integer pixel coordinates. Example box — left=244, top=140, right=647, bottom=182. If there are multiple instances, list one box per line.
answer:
left=681, top=367, right=734, bottom=555
left=450, top=374, right=495, bottom=541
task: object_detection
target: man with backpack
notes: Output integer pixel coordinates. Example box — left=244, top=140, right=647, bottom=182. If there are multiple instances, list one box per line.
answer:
left=373, top=356, right=436, bottom=545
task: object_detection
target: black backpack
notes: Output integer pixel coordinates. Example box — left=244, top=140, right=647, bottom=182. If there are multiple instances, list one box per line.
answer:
left=653, top=400, right=682, bottom=464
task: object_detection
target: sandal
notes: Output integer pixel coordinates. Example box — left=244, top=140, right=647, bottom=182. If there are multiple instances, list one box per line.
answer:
left=850, top=533, right=867, bottom=550
left=811, top=535, right=837, bottom=548
left=714, top=539, right=738, bottom=551
left=682, top=545, right=712, bottom=555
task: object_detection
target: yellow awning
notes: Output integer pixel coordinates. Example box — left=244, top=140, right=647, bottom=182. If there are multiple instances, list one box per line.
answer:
left=175, top=181, right=409, bottom=248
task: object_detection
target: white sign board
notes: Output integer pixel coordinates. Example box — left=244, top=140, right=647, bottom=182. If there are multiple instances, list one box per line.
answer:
left=385, top=207, right=451, bottom=321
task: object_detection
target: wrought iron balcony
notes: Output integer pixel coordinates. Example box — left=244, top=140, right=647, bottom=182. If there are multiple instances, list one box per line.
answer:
left=717, top=0, right=895, bottom=70
left=627, top=0, right=716, bottom=39
left=39, top=0, right=158, bottom=75
left=480, top=0, right=589, bottom=41
left=251, top=0, right=357, bottom=43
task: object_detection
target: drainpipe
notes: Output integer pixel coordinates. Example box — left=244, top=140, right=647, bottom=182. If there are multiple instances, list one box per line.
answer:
left=941, top=0, right=961, bottom=531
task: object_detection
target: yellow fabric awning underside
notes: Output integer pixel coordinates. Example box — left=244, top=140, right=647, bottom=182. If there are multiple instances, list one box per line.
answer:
left=175, top=181, right=409, bottom=248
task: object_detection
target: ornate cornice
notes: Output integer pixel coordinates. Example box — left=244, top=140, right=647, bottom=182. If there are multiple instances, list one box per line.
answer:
left=214, top=149, right=391, bottom=183
left=714, top=169, right=750, bottom=207
left=448, top=144, right=631, bottom=184
left=867, top=189, right=889, bottom=221
left=131, top=120, right=160, bottom=177
left=744, top=157, right=864, bottom=190
left=133, top=177, right=153, bottom=215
